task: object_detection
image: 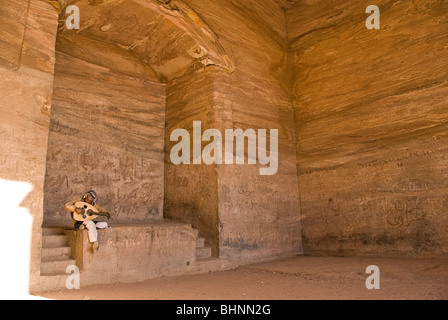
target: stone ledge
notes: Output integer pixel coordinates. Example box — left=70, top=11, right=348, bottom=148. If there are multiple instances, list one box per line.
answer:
left=32, top=221, right=203, bottom=292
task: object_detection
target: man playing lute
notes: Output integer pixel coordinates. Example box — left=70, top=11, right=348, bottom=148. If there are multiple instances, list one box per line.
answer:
left=64, top=190, right=111, bottom=252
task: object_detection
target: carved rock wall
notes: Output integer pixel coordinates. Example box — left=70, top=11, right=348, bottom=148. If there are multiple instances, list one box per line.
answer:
left=289, top=0, right=448, bottom=256
left=64, top=223, right=197, bottom=287
left=213, top=71, right=303, bottom=262
left=178, top=0, right=303, bottom=261
left=45, top=0, right=304, bottom=262
left=164, top=70, right=220, bottom=256
left=0, top=0, right=59, bottom=295
left=44, top=46, right=166, bottom=223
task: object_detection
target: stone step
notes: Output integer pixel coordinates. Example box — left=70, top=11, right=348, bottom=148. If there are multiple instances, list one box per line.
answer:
left=41, top=246, right=72, bottom=261
left=42, top=234, right=67, bottom=248
left=196, top=246, right=212, bottom=259
left=196, top=237, right=205, bottom=247
left=40, top=258, right=76, bottom=276
left=196, top=257, right=222, bottom=273
left=35, top=274, right=70, bottom=292
left=42, top=227, right=65, bottom=235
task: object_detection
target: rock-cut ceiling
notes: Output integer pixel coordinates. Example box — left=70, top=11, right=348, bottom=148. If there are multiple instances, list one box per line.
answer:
left=55, top=0, right=234, bottom=83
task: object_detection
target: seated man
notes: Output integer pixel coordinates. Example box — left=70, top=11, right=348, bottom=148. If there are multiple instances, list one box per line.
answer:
left=64, top=190, right=111, bottom=252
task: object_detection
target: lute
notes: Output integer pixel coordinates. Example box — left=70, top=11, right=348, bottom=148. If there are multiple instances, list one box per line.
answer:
left=72, top=201, right=110, bottom=222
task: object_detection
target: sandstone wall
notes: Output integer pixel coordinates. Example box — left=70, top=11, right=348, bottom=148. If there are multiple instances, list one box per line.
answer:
left=164, top=70, right=220, bottom=256
left=4, top=0, right=447, bottom=296
left=177, top=0, right=303, bottom=261
left=44, top=42, right=166, bottom=223
left=65, top=223, right=198, bottom=287
left=43, top=0, right=303, bottom=262
left=214, top=71, right=303, bottom=262
left=288, top=0, right=448, bottom=256
left=0, top=0, right=59, bottom=296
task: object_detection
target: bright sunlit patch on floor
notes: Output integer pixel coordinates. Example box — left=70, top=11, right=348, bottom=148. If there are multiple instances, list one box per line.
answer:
left=0, top=178, right=33, bottom=300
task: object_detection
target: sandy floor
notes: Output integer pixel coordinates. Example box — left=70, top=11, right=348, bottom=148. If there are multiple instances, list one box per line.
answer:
left=34, top=256, right=448, bottom=300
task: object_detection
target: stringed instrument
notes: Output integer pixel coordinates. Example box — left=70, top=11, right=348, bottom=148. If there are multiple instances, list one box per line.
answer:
left=72, top=201, right=110, bottom=222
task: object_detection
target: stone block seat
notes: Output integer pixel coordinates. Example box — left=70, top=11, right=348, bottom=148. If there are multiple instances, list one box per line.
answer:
left=33, top=221, right=228, bottom=292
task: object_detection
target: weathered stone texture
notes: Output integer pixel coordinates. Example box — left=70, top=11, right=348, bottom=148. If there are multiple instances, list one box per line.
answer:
left=0, top=0, right=28, bottom=69
left=164, top=70, right=220, bottom=256
left=0, top=0, right=59, bottom=295
left=213, top=71, right=303, bottom=262
left=5, top=0, right=447, bottom=295
left=172, top=0, right=303, bottom=261
left=288, top=0, right=448, bottom=256
left=44, top=48, right=166, bottom=223
left=45, top=1, right=301, bottom=261
left=165, top=66, right=303, bottom=260
left=65, top=223, right=198, bottom=286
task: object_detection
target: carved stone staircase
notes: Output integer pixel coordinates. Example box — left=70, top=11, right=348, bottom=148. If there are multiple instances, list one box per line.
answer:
left=35, top=227, right=76, bottom=292
left=40, top=228, right=76, bottom=277
left=34, top=225, right=225, bottom=292
left=40, top=227, right=75, bottom=276
left=193, top=228, right=212, bottom=260
left=192, top=228, right=222, bottom=272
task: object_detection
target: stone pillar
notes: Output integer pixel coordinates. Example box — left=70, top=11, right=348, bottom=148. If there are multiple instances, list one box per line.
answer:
left=0, top=0, right=59, bottom=296
left=213, top=71, right=303, bottom=263
left=165, top=68, right=303, bottom=262
left=164, top=70, right=220, bottom=256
